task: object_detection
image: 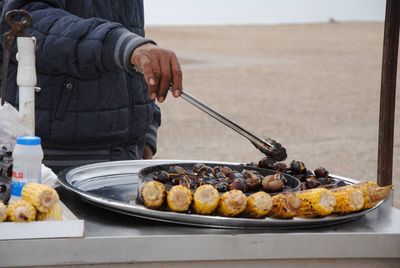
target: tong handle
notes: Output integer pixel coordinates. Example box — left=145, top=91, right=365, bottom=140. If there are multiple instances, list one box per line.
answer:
left=5, top=10, right=32, bottom=32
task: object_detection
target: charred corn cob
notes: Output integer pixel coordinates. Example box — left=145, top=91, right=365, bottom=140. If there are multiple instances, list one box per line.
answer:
left=37, top=202, right=63, bottom=221
left=244, top=191, right=272, bottom=218
left=193, top=185, right=219, bottom=215
left=339, top=182, right=391, bottom=209
left=0, top=202, right=7, bottom=222
left=331, top=187, right=364, bottom=213
left=140, top=181, right=166, bottom=209
left=167, top=185, right=193, bottom=212
left=21, top=183, right=59, bottom=213
left=7, top=199, right=36, bottom=222
left=296, top=188, right=336, bottom=217
left=217, top=190, right=247, bottom=217
left=268, top=193, right=302, bottom=219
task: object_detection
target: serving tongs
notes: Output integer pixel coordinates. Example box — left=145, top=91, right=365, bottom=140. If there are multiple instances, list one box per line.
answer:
left=137, top=71, right=287, bottom=161
left=1, top=10, right=32, bottom=106
left=178, top=90, right=287, bottom=161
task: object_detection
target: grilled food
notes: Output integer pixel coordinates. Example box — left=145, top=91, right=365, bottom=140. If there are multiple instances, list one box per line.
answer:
left=193, top=185, right=219, bottom=215
left=21, top=183, right=59, bottom=213
left=331, top=187, right=364, bottom=213
left=218, top=190, right=247, bottom=217
left=341, top=182, right=391, bottom=209
left=0, top=202, right=7, bottom=222
left=167, top=185, right=193, bottom=212
left=296, top=188, right=336, bottom=217
left=244, top=191, right=272, bottom=218
left=268, top=193, right=302, bottom=218
left=140, top=181, right=167, bottom=209
left=37, top=202, right=63, bottom=221
left=7, top=199, right=36, bottom=222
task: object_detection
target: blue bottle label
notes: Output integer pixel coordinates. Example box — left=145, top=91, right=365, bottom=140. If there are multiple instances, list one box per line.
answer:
left=11, top=181, right=25, bottom=197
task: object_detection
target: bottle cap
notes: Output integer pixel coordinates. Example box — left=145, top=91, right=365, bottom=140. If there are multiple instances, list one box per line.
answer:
left=16, top=136, right=41, bottom=145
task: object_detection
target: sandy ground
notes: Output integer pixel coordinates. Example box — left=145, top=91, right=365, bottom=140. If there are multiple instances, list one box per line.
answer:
left=145, top=22, right=400, bottom=208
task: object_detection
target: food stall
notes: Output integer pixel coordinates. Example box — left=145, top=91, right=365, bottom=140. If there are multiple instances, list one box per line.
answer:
left=1, top=1, right=400, bottom=267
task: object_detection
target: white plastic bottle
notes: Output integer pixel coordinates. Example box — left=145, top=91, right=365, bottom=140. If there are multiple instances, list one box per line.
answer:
left=11, top=136, right=43, bottom=197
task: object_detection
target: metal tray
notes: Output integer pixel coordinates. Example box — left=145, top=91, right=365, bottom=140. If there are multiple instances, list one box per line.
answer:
left=57, top=160, right=383, bottom=229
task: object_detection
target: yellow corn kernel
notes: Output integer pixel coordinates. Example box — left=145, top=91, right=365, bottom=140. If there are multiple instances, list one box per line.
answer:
left=331, top=187, right=364, bottom=213
left=7, top=199, right=36, bottom=222
left=268, top=193, right=302, bottom=219
left=37, top=202, right=63, bottom=221
left=296, top=188, right=336, bottom=217
left=193, top=185, right=219, bottom=215
left=140, top=181, right=167, bottom=209
left=244, top=191, right=272, bottom=218
left=167, top=185, right=193, bottom=212
left=0, top=202, right=7, bottom=222
left=22, top=183, right=59, bottom=213
left=217, top=190, right=247, bottom=217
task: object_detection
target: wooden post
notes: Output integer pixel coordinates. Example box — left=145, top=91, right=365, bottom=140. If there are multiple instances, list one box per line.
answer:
left=377, top=0, right=400, bottom=186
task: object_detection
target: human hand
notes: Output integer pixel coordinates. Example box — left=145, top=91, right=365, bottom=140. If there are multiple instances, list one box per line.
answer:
left=131, top=43, right=183, bottom=103
left=142, top=145, right=154, bottom=159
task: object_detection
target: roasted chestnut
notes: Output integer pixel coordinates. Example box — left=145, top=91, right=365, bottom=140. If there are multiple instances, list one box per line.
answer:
left=242, top=170, right=261, bottom=191
left=193, top=163, right=206, bottom=173
left=314, top=167, right=329, bottom=178
left=305, top=176, right=321, bottom=189
left=213, top=166, right=233, bottom=176
left=229, top=178, right=248, bottom=192
left=229, top=172, right=244, bottom=180
left=168, top=165, right=188, bottom=175
left=262, top=173, right=284, bottom=193
left=258, top=156, right=277, bottom=169
left=152, top=171, right=170, bottom=183
left=318, top=176, right=333, bottom=185
left=216, top=181, right=229, bottom=192
left=171, top=174, right=188, bottom=185
left=290, top=160, right=307, bottom=174
left=272, top=162, right=288, bottom=172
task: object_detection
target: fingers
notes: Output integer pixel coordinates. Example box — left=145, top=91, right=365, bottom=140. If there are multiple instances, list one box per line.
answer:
left=170, top=52, right=183, bottom=97
left=139, top=54, right=157, bottom=100
left=157, top=53, right=171, bottom=103
left=131, top=44, right=182, bottom=103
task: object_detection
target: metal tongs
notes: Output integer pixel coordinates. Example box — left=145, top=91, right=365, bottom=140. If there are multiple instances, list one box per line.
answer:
left=1, top=10, right=32, bottom=106
left=178, top=90, right=287, bottom=161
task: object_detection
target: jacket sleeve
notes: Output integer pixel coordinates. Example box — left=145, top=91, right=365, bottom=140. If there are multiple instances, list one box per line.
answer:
left=0, top=0, right=155, bottom=79
left=145, top=103, right=161, bottom=155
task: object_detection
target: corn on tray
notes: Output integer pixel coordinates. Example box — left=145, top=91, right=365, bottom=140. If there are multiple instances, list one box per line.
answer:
left=57, top=160, right=384, bottom=229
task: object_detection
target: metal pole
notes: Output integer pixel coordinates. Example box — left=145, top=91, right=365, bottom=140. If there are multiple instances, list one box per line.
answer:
left=377, top=0, right=400, bottom=186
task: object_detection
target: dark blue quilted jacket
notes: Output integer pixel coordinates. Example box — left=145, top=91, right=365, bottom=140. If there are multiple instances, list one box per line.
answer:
left=0, top=0, right=161, bottom=171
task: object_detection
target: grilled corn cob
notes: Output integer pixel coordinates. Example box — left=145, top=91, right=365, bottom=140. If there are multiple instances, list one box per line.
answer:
left=193, top=185, right=219, bottom=215
left=217, top=190, right=247, bottom=217
left=296, top=188, right=336, bottom=217
left=37, top=202, right=63, bottom=221
left=268, top=193, right=302, bottom=219
left=7, top=199, right=36, bottom=222
left=244, top=191, right=272, bottom=218
left=340, top=182, right=391, bottom=209
left=140, top=181, right=166, bottom=209
left=21, top=183, right=59, bottom=213
left=331, top=187, right=364, bottom=213
left=167, top=185, right=193, bottom=212
left=0, top=202, right=7, bottom=222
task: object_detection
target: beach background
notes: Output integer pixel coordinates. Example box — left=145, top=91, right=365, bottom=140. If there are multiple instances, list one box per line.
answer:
left=143, top=0, right=399, bottom=208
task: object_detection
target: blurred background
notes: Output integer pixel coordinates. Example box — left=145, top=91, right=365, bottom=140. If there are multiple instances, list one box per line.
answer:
left=143, top=1, right=399, bottom=207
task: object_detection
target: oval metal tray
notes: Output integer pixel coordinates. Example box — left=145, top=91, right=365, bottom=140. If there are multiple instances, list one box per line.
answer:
left=57, top=160, right=383, bottom=229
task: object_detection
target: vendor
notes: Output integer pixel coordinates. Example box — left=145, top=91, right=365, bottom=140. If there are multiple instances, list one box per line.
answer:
left=0, top=0, right=183, bottom=172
